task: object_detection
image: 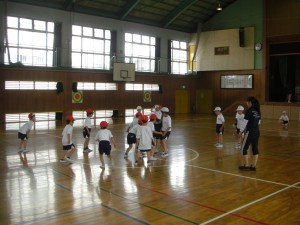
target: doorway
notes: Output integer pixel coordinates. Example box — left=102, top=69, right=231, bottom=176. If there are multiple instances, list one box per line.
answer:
left=175, top=90, right=190, bottom=113
left=196, top=89, right=213, bottom=114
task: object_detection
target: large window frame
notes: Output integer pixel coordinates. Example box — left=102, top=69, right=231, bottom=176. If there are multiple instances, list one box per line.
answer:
left=170, top=40, right=188, bottom=75
left=5, top=16, right=55, bottom=67
left=124, top=33, right=156, bottom=72
left=71, top=25, right=111, bottom=70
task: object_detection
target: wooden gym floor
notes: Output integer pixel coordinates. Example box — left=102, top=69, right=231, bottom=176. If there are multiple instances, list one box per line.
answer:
left=0, top=114, right=300, bottom=225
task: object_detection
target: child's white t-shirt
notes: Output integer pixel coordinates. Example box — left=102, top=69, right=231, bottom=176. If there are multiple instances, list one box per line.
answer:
left=84, top=117, right=92, bottom=128
left=19, top=120, right=34, bottom=134
left=235, top=113, right=245, bottom=129
left=162, top=115, right=172, bottom=131
left=95, top=129, right=113, bottom=142
left=62, top=124, right=73, bottom=145
left=136, top=125, right=153, bottom=150
left=216, top=114, right=225, bottom=124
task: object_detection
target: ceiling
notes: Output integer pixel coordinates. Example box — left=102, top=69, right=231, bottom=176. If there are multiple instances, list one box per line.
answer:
left=8, top=0, right=237, bottom=33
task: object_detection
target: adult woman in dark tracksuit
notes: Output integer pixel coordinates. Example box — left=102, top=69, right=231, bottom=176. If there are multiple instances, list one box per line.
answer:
left=239, top=96, right=261, bottom=171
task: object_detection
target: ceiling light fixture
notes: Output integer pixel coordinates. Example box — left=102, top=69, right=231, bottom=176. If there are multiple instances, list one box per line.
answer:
left=217, top=2, right=222, bottom=11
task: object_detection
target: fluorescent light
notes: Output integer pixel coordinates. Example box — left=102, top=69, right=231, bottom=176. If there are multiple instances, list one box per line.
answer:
left=217, top=3, right=222, bottom=11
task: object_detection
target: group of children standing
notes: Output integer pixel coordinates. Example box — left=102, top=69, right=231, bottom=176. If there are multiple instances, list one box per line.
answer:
left=17, top=105, right=172, bottom=169
left=213, top=96, right=290, bottom=172
left=21, top=96, right=291, bottom=172
left=59, top=109, right=117, bottom=168
left=125, top=105, right=172, bottom=166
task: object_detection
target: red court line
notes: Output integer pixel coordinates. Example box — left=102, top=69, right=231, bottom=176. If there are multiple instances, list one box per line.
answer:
left=137, top=184, right=269, bottom=225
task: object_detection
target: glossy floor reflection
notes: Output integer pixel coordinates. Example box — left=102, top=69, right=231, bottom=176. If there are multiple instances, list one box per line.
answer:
left=1, top=114, right=300, bottom=224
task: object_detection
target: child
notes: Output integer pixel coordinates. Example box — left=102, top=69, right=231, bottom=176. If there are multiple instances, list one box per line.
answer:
left=135, top=115, right=154, bottom=166
left=152, top=105, right=162, bottom=154
left=18, top=113, right=36, bottom=153
left=61, top=115, right=77, bottom=163
left=160, top=107, right=172, bottom=157
left=127, top=112, right=142, bottom=132
left=83, top=108, right=94, bottom=153
left=95, top=121, right=116, bottom=169
left=124, top=119, right=142, bottom=158
left=214, top=107, right=225, bottom=148
left=235, top=105, right=245, bottom=149
left=148, top=114, right=161, bottom=161
left=136, top=106, right=143, bottom=115
left=279, top=111, right=289, bottom=129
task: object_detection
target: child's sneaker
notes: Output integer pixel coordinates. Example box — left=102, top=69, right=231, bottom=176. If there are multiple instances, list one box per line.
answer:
left=150, top=156, right=157, bottom=161
left=216, top=144, right=223, bottom=148
left=64, top=156, right=73, bottom=163
left=239, top=165, right=250, bottom=171
left=83, top=148, right=92, bottom=153
left=161, top=152, right=168, bottom=157
left=249, top=165, right=256, bottom=171
left=135, top=161, right=138, bottom=166
left=214, top=143, right=219, bottom=146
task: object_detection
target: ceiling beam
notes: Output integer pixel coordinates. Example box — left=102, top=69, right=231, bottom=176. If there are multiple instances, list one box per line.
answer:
left=64, top=0, right=73, bottom=11
left=162, top=0, right=198, bottom=28
left=119, top=0, right=141, bottom=20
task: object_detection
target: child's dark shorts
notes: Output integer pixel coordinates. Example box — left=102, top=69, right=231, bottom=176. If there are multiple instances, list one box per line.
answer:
left=161, top=131, right=171, bottom=140
left=99, top=140, right=111, bottom=155
left=216, top=124, right=224, bottom=134
left=63, top=143, right=75, bottom=150
left=83, top=128, right=91, bottom=138
left=127, top=133, right=136, bottom=144
left=18, top=132, right=28, bottom=140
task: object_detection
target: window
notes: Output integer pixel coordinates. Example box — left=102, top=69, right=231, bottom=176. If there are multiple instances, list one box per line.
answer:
left=76, top=82, right=118, bottom=90
left=72, top=25, right=111, bottom=69
left=171, top=40, right=188, bottom=75
left=144, top=84, right=159, bottom=91
left=5, top=16, right=54, bottom=66
left=72, top=110, right=113, bottom=127
left=125, top=83, right=143, bottom=91
left=125, top=33, right=156, bottom=72
left=5, top=81, right=57, bottom=90
left=125, top=83, right=159, bottom=91
left=95, top=83, right=118, bottom=90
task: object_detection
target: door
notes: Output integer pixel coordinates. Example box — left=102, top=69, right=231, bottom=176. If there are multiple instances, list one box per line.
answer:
left=175, top=90, right=190, bottom=113
left=196, top=89, right=213, bottom=114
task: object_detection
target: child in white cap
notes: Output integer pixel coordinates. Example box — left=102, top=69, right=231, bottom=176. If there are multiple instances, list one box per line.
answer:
left=234, top=105, right=245, bottom=149
left=214, top=107, right=225, bottom=148
left=279, top=111, right=289, bottom=129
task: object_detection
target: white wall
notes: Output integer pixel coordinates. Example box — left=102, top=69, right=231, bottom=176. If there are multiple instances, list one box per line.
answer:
left=196, top=27, right=254, bottom=71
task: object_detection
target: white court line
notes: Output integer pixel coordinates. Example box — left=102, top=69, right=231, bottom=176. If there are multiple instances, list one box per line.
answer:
left=187, top=164, right=300, bottom=189
left=200, top=181, right=300, bottom=225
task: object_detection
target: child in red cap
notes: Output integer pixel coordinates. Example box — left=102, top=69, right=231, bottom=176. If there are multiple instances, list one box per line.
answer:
left=18, top=113, right=36, bottom=153
left=124, top=119, right=142, bottom=158
left=135, top=115, right=154, bottom=166
left=95, top=121, right=116, bottom=169
left=60, top=115, right=77, bottom=163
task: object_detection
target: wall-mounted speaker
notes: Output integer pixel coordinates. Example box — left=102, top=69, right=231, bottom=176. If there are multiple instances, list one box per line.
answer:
left=159, top=85, right=163, bottom=94
left=56, top=82, right=64, bottom=94
left=72, top=82, right=78, bottom=92
left=239, top=27, right=245, bottom=47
